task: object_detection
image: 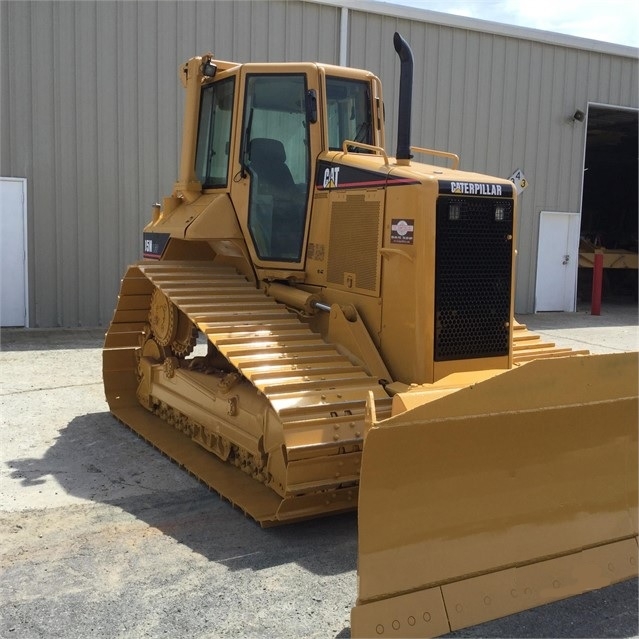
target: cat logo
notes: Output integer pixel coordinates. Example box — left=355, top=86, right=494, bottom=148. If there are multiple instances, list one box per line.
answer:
left=322, top=166, right=340, bottom=189
left=450, top=181, right=504, bottom=196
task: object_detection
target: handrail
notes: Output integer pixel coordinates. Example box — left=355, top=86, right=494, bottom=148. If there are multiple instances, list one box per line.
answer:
left=341, top=140, right=390, bottom=165
left=410, top=145, right=460, bottom=170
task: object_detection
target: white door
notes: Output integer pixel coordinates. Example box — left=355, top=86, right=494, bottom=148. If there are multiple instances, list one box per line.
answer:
left=535, top=211, right=579, bottom=312
left=1, top=178, right=28, bottom=326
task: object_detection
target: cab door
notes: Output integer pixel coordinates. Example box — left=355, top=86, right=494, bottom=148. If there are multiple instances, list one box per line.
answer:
left=231, top=66, right=320, bottom=269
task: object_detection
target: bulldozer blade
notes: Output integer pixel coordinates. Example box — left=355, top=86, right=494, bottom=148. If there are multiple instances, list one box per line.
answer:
left=352, top=352, right=638, bottom=637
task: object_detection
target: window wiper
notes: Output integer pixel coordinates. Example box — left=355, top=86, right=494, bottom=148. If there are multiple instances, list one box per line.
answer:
left=240, top=107, right=254, bottom=178
left=354, top=119, right=371, bottom=143
left=346, top=120, right=371, bottom=152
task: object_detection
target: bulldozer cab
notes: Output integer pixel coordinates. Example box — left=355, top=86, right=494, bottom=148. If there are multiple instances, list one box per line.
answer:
left=192, top=60, right=381, bottom=268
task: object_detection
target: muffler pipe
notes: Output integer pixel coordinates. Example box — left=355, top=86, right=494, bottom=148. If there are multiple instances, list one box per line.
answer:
left=393, top=32, right=413, bottom=162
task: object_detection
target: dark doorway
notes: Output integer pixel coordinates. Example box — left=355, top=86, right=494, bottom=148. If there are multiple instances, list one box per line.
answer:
left=578, top=106, right=638, bottom=303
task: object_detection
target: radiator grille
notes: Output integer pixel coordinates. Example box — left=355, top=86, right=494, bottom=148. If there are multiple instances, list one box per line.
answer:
left=327, top=194, right=381, bottom=293
left=435, top=196, right=513, bottom=361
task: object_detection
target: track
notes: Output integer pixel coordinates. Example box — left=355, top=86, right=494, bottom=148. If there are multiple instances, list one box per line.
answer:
left=512, top=320, right=590, bottom=363
left=103, top=261, right=392, bottom=524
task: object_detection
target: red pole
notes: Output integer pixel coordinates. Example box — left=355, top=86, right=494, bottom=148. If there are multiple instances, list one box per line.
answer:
left=591, top=252, right=603, bottom=316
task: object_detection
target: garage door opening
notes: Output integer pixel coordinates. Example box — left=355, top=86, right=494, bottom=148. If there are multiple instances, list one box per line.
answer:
left=578, top=105, right=638, bottom=304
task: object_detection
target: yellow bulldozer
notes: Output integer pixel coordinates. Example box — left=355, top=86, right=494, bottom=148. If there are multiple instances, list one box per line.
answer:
left=103, top=33, right=637, bottom=637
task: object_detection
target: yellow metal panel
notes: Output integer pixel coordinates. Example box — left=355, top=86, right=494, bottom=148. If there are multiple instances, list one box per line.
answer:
left=111, top=308, right=151, bottom=323
left=352, top=538, right=638, bottom=637
left=351, top=585, right=450, bottom=638
left=102, top=331, right=139, bottom=349
left=102, top=346, right=138, bottom=372
left=274, top=486, right=359, bottom=521
left=442, top=538, right=638, bottom=631
left=433, top=354, right=509, bottom=379
left=355, top=353, right=638, bottom=621
left=285, top=451, right=361, bottom=492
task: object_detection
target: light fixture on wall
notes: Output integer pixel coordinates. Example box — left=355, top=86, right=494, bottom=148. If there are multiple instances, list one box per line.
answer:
left=572, top=109, right=585, bottom=122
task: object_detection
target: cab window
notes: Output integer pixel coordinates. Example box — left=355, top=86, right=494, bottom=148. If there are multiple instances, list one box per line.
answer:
left=195, top=76, right=235, bottom=188
left=326, top=77, right=372, bottom=151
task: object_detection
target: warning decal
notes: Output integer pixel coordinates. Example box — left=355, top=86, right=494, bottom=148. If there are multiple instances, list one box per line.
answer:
left=391, top=219, right=414, bottom=245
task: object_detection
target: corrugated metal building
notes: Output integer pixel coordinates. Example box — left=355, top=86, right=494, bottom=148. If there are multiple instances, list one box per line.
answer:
left=1, top=0, right=637, bottom=327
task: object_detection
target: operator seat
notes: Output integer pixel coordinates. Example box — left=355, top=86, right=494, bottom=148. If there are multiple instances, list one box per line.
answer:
left=248, top=138, right=296, bottom=199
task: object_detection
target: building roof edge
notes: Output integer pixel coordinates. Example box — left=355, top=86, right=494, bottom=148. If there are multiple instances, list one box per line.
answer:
left=306, top=0, right=639, bottom=59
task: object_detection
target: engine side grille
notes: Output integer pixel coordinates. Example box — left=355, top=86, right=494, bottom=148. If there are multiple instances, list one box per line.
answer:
left=327, top=194, right=382, bottom=293
left=435, top=196, right=513, bottom=361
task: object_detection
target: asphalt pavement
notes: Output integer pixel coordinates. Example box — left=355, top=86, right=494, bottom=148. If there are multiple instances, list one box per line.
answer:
left=1, top=301, right=637, bottom=638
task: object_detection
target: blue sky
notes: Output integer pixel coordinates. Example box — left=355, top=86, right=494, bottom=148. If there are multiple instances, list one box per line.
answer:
left=382, top=0, right=639, bottom=47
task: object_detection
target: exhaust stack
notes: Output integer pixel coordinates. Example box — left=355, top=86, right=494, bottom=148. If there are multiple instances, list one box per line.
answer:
left=393, top=32, right=413, bottom=163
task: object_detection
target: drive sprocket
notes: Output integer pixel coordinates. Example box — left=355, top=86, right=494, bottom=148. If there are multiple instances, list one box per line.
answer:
left=149, top=289, right=177, bottom=347
left=171, top=311, right=197, bottom=357
left=148, top=287, right=196, bottom=357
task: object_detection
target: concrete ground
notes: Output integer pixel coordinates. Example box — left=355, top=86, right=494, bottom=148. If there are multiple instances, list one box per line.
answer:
left=521, top=301, right=639, bottom=355
left=1, top=302, right=637, bottom=639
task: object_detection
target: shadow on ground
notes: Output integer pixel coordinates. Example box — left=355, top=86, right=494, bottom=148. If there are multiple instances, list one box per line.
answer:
left=6, top=411, right=358, bottom=578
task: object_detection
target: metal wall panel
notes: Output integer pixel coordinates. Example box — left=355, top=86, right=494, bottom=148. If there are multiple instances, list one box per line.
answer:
left=345, top=8, right=638, bottom=312
left=0, top=0, right=636, bottom=325
left=0, top=0, right=340, bottom=326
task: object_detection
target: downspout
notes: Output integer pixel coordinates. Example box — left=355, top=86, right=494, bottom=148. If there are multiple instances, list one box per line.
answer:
left=339, top=7, right=348, bottom=66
